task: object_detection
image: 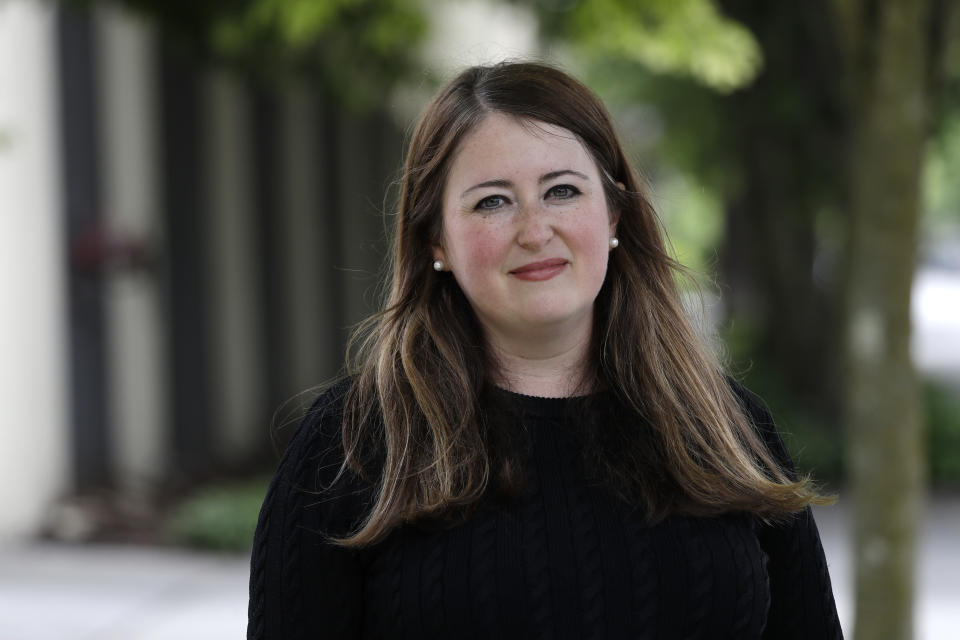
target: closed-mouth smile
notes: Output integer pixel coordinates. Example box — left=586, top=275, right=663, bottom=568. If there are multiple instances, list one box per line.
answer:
left=509, top=258, right=568, bottom=281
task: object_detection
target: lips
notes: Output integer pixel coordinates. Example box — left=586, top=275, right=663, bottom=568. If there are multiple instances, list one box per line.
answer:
left=509, top=258, right=569, bottom=281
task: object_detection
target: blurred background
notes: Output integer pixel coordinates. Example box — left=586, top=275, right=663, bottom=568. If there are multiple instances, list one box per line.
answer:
left=1, top=0, right=958, bottom=639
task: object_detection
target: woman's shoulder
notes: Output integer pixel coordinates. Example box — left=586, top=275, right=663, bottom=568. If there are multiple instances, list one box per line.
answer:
left=282, top=377, right=354, bottom=457
left=304, top=376, right=354, bottom=424
left=266, top=376, right=372, bottom=533
left=266, top=376, right=363, bottom=500
left=724, top=376, right=796, bottom=475
left=725, top=377, right=772, bottom=426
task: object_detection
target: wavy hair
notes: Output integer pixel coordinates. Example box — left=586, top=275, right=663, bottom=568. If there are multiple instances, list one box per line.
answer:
left=336, top=61, right=821, bottom=546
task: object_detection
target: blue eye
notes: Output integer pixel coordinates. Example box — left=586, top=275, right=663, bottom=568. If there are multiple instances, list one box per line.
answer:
left=547, top=184, right=580, bottom=199
left=475, top=195, right=507, bottom=210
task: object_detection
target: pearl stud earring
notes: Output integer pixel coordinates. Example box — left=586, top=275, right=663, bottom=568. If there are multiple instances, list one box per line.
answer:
left=609, top=237, right=619, bottom=249
left=433, top=260, right=444, bottom=271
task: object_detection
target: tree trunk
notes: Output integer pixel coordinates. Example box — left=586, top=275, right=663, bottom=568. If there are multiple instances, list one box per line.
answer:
left=835, top=1, right=931, bottom=638
left=717, top=0, right=848, bottom=420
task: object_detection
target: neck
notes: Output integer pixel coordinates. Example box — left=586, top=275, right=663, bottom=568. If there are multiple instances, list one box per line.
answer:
left=485, top=321, right=594, bottom=398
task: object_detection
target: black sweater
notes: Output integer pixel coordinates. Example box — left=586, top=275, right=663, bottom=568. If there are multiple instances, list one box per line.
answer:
left=248, top=381, right=842, bottom=639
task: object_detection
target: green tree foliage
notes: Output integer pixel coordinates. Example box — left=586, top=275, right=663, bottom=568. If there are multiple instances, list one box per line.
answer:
left=923, top=111, right=960, bottom=233
left=211, top=0, right=426, bottom=108
left=67, top=0, right=427, bottom=109
left=533, top=0, right=762, bottom=92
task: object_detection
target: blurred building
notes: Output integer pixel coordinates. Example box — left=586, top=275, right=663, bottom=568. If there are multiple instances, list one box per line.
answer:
left=0, top=0, right=404, bottom=539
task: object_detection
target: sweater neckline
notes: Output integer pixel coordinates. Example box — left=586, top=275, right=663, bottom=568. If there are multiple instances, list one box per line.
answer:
left=489, top=385, right=605, bottom=419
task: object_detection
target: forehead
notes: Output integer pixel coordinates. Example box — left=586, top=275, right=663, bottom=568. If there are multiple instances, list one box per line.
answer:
left=446, top=113, right=598, bottom=186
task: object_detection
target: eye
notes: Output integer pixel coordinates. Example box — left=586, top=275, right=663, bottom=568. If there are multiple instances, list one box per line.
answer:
left=475, top=194, right=509, bottom=211
left=546, top=184, right=580, bottom=200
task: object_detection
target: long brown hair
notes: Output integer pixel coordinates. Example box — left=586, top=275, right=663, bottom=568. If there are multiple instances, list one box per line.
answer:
left=336, top=61, right=820, bottom=546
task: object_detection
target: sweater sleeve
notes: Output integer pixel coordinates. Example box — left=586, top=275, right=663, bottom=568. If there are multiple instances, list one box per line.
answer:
left=247, top=381, right=368, bottom=640
left=730, top=381, right=844, bottom=640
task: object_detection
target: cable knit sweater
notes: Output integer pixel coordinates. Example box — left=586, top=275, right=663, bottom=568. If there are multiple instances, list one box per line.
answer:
left=247, top=380, right=843, bottom=639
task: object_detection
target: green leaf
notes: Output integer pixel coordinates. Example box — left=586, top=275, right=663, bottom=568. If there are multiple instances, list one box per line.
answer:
left=537, top=0, right=762, bottom=92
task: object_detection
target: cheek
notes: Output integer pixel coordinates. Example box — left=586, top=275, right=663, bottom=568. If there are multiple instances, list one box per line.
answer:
left=446, top=220, right=509, bottom=271
left=469, top=235, right=506, bottom=271
left=571, top=216, right=614, bottom=283
left=571, top=216, right=611, bottom=256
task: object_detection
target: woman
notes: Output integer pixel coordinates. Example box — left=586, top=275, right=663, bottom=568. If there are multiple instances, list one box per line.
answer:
left=248, top=62, right=842, bottom=639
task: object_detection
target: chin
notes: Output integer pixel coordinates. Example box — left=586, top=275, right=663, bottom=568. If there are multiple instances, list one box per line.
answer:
left=518, top=303, right=591, bottom=329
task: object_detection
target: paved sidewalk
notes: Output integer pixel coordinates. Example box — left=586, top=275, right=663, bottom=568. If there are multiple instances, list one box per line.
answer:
left=1, top=498, right=957, bottom=639
left=814, top=496, right=960, bottom=640
left=0, top=543, right=249, bottom=640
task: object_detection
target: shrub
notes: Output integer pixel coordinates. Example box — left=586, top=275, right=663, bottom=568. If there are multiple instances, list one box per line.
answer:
left=166, top=477, right=270, bottom=552
left=925, top=380, right=960, bottom=487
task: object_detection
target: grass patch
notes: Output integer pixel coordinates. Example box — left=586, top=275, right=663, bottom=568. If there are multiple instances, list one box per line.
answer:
left=166, top=477, right=270, bottom=552
left=926, top=380, right=960, bottom=487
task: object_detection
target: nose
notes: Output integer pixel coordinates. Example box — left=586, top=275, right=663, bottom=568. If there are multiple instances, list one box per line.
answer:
left=515, top=203, right=554, bottom=250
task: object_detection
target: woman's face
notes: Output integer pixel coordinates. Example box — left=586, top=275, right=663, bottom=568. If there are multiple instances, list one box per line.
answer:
left=434, top=112, right=618, bottom=346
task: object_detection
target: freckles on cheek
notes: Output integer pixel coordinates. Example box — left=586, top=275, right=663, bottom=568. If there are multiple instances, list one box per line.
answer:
left=450, top=222, right=504, bottom=271
left=469, top=234, right=503, bottom=268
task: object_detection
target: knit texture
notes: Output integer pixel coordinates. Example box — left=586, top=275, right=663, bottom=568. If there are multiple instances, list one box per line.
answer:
left=248, top=381, right=843, bottom=639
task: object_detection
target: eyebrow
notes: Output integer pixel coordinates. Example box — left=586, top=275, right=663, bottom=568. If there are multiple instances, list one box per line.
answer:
left=460, top=169, right=590, bottom=198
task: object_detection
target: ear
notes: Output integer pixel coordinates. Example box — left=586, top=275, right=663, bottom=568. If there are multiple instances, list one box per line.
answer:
left=609, top=181, right=625, bottom=236
left=432, top=243, right=447, bottom=264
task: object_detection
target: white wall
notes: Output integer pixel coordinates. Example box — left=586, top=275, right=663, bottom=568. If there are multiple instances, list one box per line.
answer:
left=206, top=69, right=266, bottom=464
left=0, top=0, right=69, bottom=540
left=95, top=5, right=168, bottom=497
left=281, top=86, right=335, bottom=394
